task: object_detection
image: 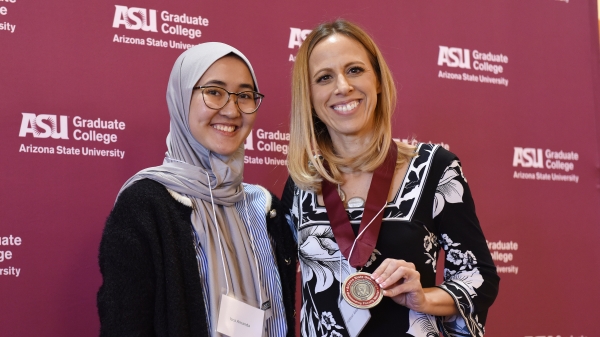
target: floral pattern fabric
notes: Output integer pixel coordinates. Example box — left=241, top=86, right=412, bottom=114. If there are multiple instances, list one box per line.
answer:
left=283, top=143, right=499, bottom=337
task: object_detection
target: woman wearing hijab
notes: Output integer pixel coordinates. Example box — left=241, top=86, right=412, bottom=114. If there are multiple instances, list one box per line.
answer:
left=282, top=20, right=498, bottom=336
left=97, top=42, right=296, bottom=337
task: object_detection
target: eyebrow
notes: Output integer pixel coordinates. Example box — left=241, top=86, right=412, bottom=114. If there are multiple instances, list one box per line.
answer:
left=312, top=61, right=367, bottom=79
left=202, top=79, right=255, bottom=91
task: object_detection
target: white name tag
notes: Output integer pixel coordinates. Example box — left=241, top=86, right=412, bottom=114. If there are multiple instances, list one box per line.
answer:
left=338, top=298, right=370, bottom=337
left=217, top=294, right=265, bottom=337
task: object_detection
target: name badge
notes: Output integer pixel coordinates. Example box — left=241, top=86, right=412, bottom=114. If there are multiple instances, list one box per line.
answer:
left=217, top=294, right=265, bottom=337
left=338, top=298, right=370, bottom=337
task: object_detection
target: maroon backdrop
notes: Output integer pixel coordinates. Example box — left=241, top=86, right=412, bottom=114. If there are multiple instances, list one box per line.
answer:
left=1, top=1, right=599, bottom=336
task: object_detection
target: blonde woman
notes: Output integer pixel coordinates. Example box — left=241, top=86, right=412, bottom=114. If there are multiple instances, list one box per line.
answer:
left=282, top=20, right=499, bottom=337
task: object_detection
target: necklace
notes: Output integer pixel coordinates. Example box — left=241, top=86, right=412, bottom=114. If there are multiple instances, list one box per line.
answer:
left=337, top=185, right=366, bottom=208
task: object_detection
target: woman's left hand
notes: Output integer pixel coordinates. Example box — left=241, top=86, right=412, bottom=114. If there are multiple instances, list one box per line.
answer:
left=371, top=258, right=428, bottom=312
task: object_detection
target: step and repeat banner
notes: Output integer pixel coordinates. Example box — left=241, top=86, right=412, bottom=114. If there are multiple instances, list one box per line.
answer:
left=1, top=0, right=599, bottom=336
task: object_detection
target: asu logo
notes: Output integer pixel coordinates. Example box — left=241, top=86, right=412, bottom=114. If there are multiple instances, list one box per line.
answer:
left=19, top=113, right=69, bottom=140
left=437, top=46, right=471, bottom=69
left=512, top=147, right=543, bottom=168
left=112, top=5, right=158, bottom=32
left=288, top=28, right=312, bottom=49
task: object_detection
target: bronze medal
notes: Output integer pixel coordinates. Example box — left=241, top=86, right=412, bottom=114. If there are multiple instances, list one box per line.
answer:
left=342, top=272, right=383, bottom=309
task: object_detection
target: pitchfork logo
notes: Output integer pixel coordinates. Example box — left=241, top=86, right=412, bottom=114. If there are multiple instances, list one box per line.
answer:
left=437, top=46, right=471, bottom=69
left=512, top=147, right=543, bottom=168
left=19, top=113, right=69, bottom=140
left=112, top=5, right=158, bottom=32
left=288, top=28, right=312, bottom=49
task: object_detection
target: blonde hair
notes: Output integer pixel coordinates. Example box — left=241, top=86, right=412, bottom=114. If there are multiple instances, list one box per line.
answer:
left=287, top=19, right=415, bottom=192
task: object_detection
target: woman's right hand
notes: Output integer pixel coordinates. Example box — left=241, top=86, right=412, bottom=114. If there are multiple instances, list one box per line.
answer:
left=371, top=258, right=457, bottom=316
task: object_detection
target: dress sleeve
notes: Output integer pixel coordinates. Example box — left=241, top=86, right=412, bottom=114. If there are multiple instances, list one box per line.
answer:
left=280, top=176, right=298, bottom=243
left=97, top=185, right=157, bottom=336
left=433, top=159, right=500, bottom=337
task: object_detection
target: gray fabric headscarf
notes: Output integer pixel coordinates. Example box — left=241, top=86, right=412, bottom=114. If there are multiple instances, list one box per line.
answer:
left=117, top=42, right=264, bottom=336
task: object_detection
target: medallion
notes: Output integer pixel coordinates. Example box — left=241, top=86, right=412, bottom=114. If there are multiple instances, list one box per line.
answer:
left=342, top=272, right=383, bottom=309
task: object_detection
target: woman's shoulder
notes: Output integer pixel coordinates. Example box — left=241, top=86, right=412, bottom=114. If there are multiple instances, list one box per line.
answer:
left=406, top=143, right=462, bottom=191
left=108, top=179, right=194, bottom=233
left=117, top=179, right=166, bottom=201
left=115, top=178, right=190, bottom=209
left=414, top=143, right=459, bottom=167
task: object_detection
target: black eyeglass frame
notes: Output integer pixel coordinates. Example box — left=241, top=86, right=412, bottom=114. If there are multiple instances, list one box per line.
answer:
left=192, top=85, right=264, bottom=114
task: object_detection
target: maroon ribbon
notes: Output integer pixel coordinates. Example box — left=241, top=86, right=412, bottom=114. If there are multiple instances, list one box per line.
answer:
left=322, top=141, right=398, bottom=268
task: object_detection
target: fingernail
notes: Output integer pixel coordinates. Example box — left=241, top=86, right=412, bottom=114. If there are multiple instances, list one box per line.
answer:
left=382, top=290, right=387, bottom=296
left=376, top=277, right=382, bottom=283
left=371, top=273, right=378, bottom=280
left=379, top=282, right=386, bottom=287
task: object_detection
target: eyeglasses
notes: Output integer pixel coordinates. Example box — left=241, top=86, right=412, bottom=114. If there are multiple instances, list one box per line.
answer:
left=192, top=85, right=264, bottom=114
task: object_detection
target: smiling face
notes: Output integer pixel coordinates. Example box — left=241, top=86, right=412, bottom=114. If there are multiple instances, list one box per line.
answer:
left=188, top=55, right=257, bottom=156
left=308, top=34, right=380, bottom=143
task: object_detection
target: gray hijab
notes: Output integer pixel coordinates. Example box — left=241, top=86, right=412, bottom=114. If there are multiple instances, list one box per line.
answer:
left=118, top=42, right=265, bottom=336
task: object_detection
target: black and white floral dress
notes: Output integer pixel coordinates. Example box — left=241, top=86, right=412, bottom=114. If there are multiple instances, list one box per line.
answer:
left=282, top=144, right=500, bottom=337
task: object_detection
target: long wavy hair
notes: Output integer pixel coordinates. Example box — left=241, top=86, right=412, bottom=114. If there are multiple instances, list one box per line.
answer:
left=287, top=19, right=415, bottom=192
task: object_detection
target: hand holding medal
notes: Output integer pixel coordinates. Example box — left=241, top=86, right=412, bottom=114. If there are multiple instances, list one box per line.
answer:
left=370, top=258, right=461, bottom=316
left=371, top=258, right=429, bottom=312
